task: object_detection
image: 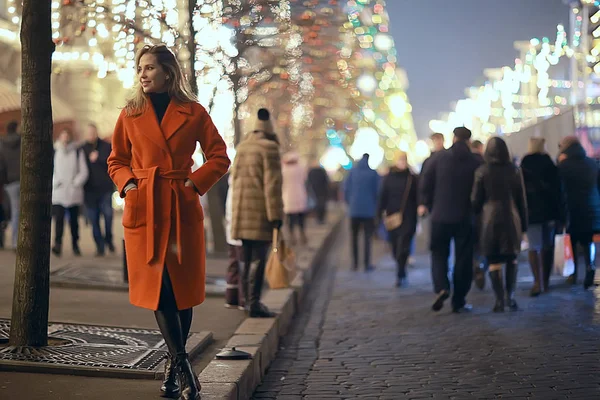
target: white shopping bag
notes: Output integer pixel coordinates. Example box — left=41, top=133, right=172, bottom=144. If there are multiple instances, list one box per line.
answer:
left=554, top=234, right=575, bottom=277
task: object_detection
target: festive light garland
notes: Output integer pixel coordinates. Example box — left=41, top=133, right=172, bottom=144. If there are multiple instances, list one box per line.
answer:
left=337, top=0, right=417, bottom=165
left=5, top=0, right=182, bottom=87
left=432, top=24, right=574, bottom=138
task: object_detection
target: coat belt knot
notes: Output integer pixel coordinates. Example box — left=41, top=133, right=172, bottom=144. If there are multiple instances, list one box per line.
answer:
left=132, top=166, right=190, bottom=265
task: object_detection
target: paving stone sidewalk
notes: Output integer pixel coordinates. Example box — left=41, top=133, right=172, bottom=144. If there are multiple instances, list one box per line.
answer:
left=253, top=223, right=600, bottom=400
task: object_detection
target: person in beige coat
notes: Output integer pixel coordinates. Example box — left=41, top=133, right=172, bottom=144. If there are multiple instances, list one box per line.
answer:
left=231, top=108, right=284, bottom=318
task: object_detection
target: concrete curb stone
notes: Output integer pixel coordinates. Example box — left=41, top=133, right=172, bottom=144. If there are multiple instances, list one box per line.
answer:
left=199, top=211, right=344, bottom=400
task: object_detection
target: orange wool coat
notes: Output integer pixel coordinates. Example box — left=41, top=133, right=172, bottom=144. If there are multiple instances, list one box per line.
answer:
left=108, top=101, right=230, bottom=311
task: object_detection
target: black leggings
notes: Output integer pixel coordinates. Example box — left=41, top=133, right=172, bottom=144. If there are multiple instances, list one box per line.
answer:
left=241, top=240, right=270, bottom=303
left=154, top=267, right=193, bottom=354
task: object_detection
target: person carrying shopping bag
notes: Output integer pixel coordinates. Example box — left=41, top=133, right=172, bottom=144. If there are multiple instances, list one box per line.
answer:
left=231, top=108, right=284, bottom=318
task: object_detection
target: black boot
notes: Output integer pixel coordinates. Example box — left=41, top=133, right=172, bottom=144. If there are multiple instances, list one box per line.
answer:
left=160, top=355, right=180, bottom=398
left=51, top=243, right=61, bottom=256
left=584, top=268, right=596, bottom=290
left=249, top=259, right=275, bottom=318
left=489, top=270, right=504, bottom=312
left=505, top=262, right=519, bottom=311
left=176, top=354, right=201, bottom=400
left=154, top=309, right=188, bottom=399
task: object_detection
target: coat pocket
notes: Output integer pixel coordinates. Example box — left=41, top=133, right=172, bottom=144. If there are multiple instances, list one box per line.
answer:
left=182, top=186, right=204, bottom=222
left=122, top=189, right=139, bottom=228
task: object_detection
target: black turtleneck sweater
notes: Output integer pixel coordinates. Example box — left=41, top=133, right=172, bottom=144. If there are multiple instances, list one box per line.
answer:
left=149, top=92, right=171, bottom=124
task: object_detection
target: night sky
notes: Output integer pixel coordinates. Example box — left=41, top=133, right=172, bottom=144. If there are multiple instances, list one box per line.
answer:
left=388, top=0, right=571, bottom=139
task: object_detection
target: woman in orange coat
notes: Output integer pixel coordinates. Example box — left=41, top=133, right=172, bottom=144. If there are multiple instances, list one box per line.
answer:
left=108, top=44, right=229, bottom=400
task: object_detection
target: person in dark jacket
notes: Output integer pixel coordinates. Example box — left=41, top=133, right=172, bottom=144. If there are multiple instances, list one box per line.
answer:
left=419, top=126, right=483, bottom=313
left=344, top=153, right=380, bottom=271
left=520, top=137, right=563, bottom=296
left=82, top=123, right=115, bottom=256
left=377, top=151, right=418, bottom=287
left=472, top=137, right=528, bottom=312
left=0, top=120, right=21, bottom=250
left=307, top=158, right=330, bottom=224
left=558, top=136, right=600, bottom=289
left=420, top=132, right=445, bottom=175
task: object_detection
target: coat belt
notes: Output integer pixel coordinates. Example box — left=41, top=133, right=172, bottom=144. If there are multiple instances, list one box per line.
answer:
left=132, top=167, right=189, bottom=265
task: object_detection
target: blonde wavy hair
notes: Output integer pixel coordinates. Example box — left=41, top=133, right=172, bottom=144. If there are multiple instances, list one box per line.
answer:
left=124, top=44, right=197, bottom=116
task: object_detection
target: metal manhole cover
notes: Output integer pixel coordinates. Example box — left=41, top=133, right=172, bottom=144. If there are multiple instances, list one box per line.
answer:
left=0, top=319, right=212, bottom=379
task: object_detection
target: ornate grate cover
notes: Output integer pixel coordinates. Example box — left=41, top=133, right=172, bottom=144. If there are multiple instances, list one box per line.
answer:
left=0, top=319, right=210, bottom=378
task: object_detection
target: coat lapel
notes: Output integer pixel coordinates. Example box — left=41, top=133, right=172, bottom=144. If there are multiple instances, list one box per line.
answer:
left=133, top=103, right=169, bottom=154
left=162, top=101, right=192, bottom=141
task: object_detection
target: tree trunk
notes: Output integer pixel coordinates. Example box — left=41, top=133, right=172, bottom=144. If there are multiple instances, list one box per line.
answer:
left=187, top=0, right=198, bottom=96
left=9, top=0, right=55, bottom=347
left=233, top=74, right=243, bottom=147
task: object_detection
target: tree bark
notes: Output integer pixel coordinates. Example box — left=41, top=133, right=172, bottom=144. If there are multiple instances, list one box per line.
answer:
left=9, top=0, right=55, bottom=347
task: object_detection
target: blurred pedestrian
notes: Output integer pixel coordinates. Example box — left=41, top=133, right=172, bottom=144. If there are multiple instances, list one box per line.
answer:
left=108, top=44, right=230, bottom=400
left=344, top=153, right=380, bottom=271
left=472, top=137, right=528, bottom=312
left=470, top=139, right=486, bottom=289
left=307, top=158, right=330, bottom=224
left=557, top=136, right=600, bottom=289
left=520, top=137, right=563, bottom=296
left=82, top=123, right=115, bottom=257
left=471, top=140, right=485, bottom=163
left=377, top=151, right=418, bottom=287
left=52, top=129, right=89, bottom=257
left=231, top=108, right=284, bottom=318
left=419, top=127, right=482, bottom=313
left=420, top=132, right=445, bottom=174
left=282, top=150, right=308, bottom=246
left=0, top=120, right=21, bottom=250
left=224, top=173, right=244, bottom=309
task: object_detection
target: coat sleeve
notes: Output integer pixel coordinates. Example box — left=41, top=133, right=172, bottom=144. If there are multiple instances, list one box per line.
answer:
left=471, top=166, right=485, bottom=215
left=419, top=154, right=436, bottom=208
left=188, top=106, right=231, bottom=195
left=263, top=144, right=284, bottom=222
left=73, top=149, right=89, bottom=188
left=107, top=110, right=136, bottom=197
left=514, top=168, right=528, bottom=233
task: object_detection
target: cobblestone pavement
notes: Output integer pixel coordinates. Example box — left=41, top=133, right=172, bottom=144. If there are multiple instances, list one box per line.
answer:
left=253, top=223, right=600, bottom=399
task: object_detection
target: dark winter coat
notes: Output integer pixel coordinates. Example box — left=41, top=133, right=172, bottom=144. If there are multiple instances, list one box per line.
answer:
left=377, top=167, right=418, bottom=237
left=344, top=157, right=380, bottom=218
left=471, top=138, right=528, bottom=258
left=419, top=141, right=483, bottom=224
left=0, top=133, right=21, bottom=184
left=558, top=142, right=600, bottom=234
left=82, top=138, right=114, bottom=204
left=520, top=153, right=563, bottom=225
left=307, top=166, right=330, bottom=203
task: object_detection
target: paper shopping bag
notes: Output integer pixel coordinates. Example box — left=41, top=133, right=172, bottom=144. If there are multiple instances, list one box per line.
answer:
left=266, top=229, right=297, bottom=289
left=554, top=234, right=575, bottom=277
